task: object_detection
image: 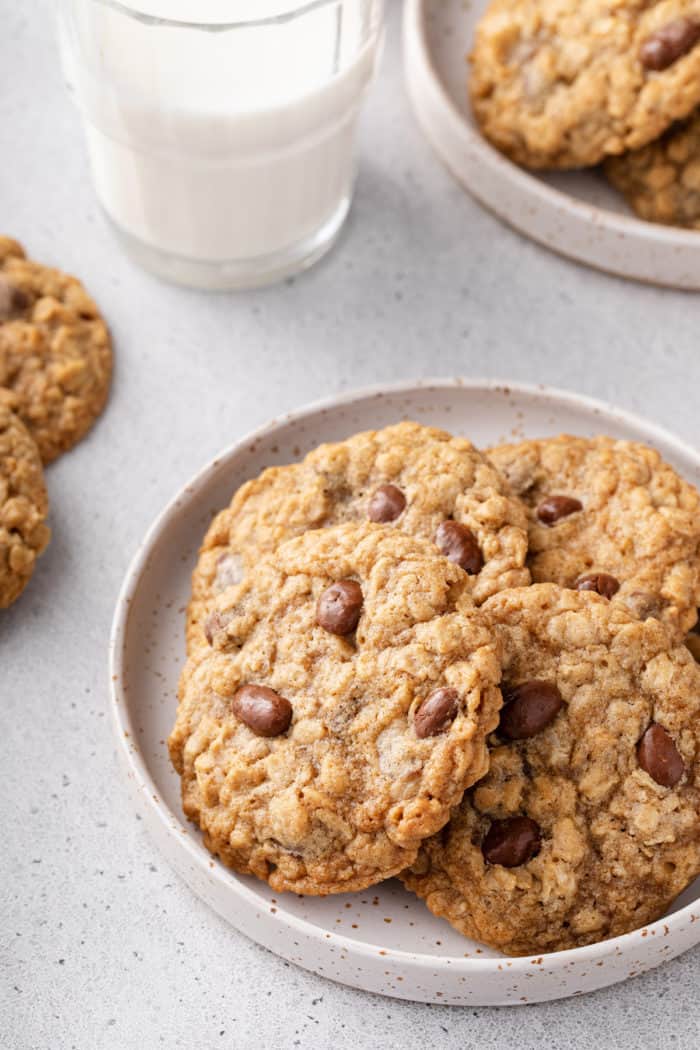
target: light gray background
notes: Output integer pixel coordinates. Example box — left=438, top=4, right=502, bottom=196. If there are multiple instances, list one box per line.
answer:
left=2, top=3, right=699, bottom=1048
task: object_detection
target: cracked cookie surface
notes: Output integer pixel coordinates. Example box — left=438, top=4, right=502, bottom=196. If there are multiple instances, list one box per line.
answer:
left=0, top=236, right=112, bottom=464
left=0, top=404, right=50, bottom=608
left=170, top=522, right=503, bottom=895
left=606, top=108, right=700, bottom=226
left=488, top=435, right=700, bottom=641
left=187, top=421, right=529, bottom=653
left=470, top=0, right=700, bottom=169
left=402, top=584, right=700, bottom=955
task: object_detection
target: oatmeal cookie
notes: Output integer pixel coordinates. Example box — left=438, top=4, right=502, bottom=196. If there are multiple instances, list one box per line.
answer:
left=0, top=236, right=112, bottom=463
left=402, top=584, right=700, bottom=955
left=470, top=1, right=700, bottom=169
left=0, top=403, right=50, bottom=608
left=170, top=522, right=503, bottom=895
left=606, top=108, right=700, bottom=227
left=187, top=421, right=529, bottom=652
left=488, top=435, right=700, bottom=641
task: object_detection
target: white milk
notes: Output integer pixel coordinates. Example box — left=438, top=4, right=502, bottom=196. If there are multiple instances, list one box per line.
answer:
left=58, top=1, right=383, bottom=287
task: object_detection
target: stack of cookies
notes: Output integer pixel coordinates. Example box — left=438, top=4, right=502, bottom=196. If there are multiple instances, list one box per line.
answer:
left=469, top=1, right=700, bottom=230
left=171, top=422, right=700, bottom=956
left=0, top=237, right=112, bottom=609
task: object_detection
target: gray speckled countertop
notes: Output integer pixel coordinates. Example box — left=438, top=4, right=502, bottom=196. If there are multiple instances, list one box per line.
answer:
left=2, top=2, right=700, bottom=1048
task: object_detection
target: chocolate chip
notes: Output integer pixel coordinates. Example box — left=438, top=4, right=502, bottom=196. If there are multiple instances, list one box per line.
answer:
left=204, top=611, right=223, bottom=645
left=367, top=484, right=406, bottom=523
left=0, top=276, right=28, bottom=320
left=640, top=18, right=700, bottom=70
left=414, top=687, right=460, bottom=738
left=482, top=816, right=541, bottom=867
left=686, top=633, right=700, bottom=662
left=623, top=590, right=660, bottom=621
left=536, top=495, right=583, bottom=525
left=434, top=521, right=483, bottom=574
left=231, top=685, right=293, bottom=737
left=316, top=579, right=363, bottom=635
left=637, top=724, right=685, bottom=787
left=499, top=680, right=563, bottom=740
left=575, top=573, right=620, bottom=599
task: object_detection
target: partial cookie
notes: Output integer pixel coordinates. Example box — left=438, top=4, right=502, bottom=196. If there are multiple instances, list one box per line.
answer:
left=0, top=404, right=50, bottom=608
left=488, top=435, right=700, bottom=641
left=0, top=236, right=113, bottom=464
left=470, top=1, right=700, bottom=169
left=169, top=522, right=503, bottom=895
left=402, top=584, right=700, bottom=955
left=606, top=109, right=700, bottom=227
left=187, top=421, right=529, bottom=653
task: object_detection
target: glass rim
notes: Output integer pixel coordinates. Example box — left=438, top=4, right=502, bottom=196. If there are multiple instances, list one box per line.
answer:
left=88, top=0, right=379, bottom=30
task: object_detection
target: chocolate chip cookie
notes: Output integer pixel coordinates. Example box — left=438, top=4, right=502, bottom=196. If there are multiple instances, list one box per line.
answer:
left=488, top=435, right=700, bottom=641
left=606, top=108, right=700, bottom=227
left=187, top=421, right=529, bottom=653
left=0, top=237, right=113, bottom=464
left=402, top=584, right=700, bottom=955
left=170, top=522, right=503, bottom=895
left=470, top=1, right=700, bottom=169
left=0, top=403, right=50, bottom=608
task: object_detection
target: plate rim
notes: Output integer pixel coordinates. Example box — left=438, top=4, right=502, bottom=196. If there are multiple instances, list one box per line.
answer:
left=403, top=0, right=700, bottom=289
left=109, top=376, right=700, bottom=979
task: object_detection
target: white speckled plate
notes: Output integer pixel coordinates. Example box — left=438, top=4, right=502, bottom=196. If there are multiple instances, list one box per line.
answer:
left=110, top=379, right=700, bottom=1006
left=403, top=0, right=700, bottom=290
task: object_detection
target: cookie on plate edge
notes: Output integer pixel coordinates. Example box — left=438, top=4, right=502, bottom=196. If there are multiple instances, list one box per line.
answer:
left=606, top=108, right=700, bottom=228
left=488, top=435, right=700, bottom=641
left=470, top=2, right=700, bottom=169
left=402, top=584, right=700, bottom=955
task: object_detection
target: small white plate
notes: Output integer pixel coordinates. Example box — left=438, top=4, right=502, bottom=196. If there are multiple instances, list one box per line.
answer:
left=403, top=0, right=700, bottom=290
left=110, top=379, right=700, bottom=1006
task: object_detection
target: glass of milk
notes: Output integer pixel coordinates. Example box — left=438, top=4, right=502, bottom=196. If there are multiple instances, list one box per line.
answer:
left=57, top=0, right=385, bottom=289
